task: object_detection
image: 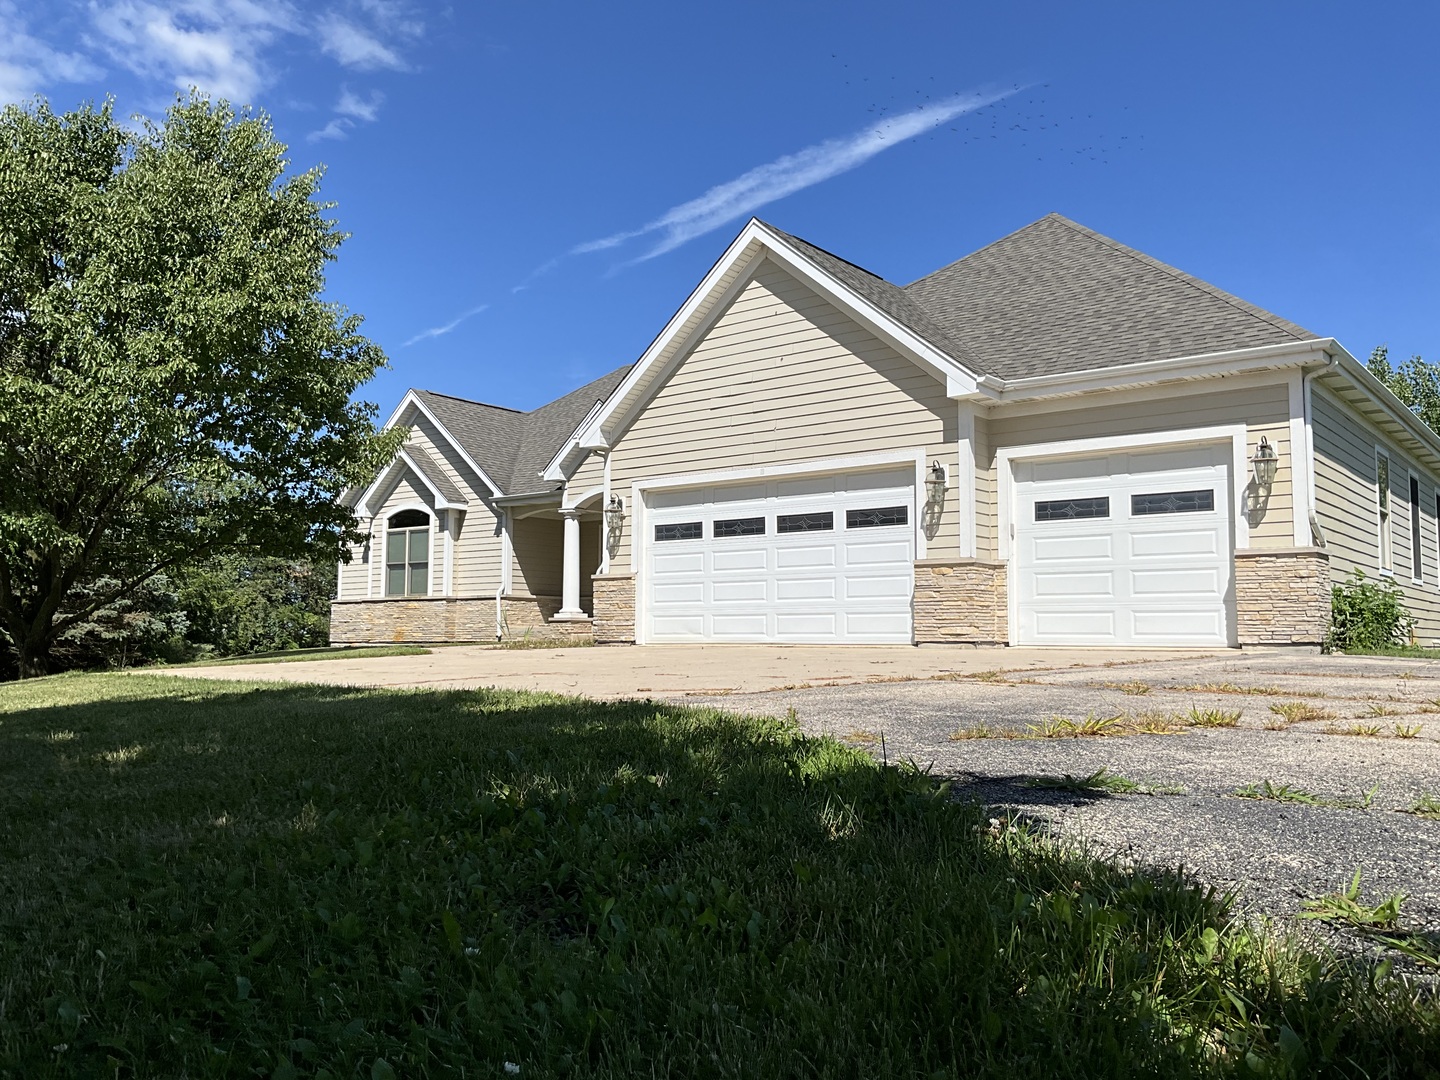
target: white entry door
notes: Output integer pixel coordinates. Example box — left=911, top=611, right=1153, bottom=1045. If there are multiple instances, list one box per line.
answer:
left=644, top=468, right=916, bottom=643
left=1013, top=444, right=1234, bottom=646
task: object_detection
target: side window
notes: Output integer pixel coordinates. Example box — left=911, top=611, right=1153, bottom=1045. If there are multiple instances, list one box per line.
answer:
left=1411, top=475, right=1423, bottom=583
left=386, top=509, right=430, bottom=596
left=1377, top=452, right=1393, bottom=573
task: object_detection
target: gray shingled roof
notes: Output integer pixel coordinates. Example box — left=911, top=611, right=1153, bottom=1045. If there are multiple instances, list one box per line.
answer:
left=402, top=442, right=467, bottom=504
left=761, top=223, right=996, bottom=375
left=899, top=213, right=1317, bottom=380
left=412, top=365, right=632, bottom=497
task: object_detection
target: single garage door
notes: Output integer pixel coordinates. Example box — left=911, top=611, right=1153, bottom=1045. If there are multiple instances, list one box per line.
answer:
left=645, top=467, right=915, bottom=643
left=1013, top=444, right=1233, bottom=646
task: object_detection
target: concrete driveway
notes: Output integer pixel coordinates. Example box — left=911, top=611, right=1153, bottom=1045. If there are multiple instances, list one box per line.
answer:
left=162, top=643, right=1225, bottom=697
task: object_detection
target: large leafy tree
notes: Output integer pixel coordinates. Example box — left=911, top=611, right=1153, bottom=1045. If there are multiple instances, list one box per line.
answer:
left=0, top=95, right=399, bottom=677
left=1367, top=344, right=1439, bottom=434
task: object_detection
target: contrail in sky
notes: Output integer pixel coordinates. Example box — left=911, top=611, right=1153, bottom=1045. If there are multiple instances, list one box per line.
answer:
left=573, top=86, right=1023, bottom=262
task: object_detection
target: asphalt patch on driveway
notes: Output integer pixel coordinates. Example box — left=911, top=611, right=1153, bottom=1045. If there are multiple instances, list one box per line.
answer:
left=683, top=652, right=1440, bottom=974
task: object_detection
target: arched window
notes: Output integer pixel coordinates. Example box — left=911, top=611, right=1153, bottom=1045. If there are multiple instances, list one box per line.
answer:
left=386, top=509, right=430, bottom=596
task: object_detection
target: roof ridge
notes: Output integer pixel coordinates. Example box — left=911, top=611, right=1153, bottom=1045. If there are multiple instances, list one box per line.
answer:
left=1042, top=214, right=1311, bottom=341
left=417, top=388, right=525, bottom=414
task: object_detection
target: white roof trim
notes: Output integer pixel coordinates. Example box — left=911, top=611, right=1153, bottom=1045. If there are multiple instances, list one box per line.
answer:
left=357, top=447, right=470, bottom=517
left=974, top=339, right=1335, bottom=403
left=540, top=397, right=608, bottom=482
left=577, top=218, right=984, bottom=450
left=384, top=389, right=506, bottom=497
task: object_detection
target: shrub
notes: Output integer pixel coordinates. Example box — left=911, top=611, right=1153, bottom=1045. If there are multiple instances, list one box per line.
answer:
left=1328, top=569, right=1413, bottom=652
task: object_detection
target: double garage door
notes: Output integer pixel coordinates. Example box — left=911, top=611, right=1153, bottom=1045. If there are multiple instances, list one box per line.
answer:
left=639, top=446, right=1234, bottom=647
left=645, top=468, right=915, bottom=643
left=1013, top=444, right=1234, bottom=647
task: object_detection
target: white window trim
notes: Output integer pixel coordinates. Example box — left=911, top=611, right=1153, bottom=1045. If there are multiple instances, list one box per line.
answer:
left=995, top=424, right=1250, bottom=567
left=1376, top=447, right=1394, bottom=576
left=628, top=448, right=928, bottom=644
left=1433, top=490, right=1440, bottom=591
left=381, top=503, right=436, bottom=598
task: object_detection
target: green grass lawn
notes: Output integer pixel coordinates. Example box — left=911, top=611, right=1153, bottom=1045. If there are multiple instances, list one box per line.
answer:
left=1343, top=645, right=1440, bottom=660
left=1, top=676, right=1435, bottom=1078
left=163, top=644, right=432, bottom=667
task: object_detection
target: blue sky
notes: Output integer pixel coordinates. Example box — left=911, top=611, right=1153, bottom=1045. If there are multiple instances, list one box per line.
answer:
left=5, top=1, right=1437, bottom=414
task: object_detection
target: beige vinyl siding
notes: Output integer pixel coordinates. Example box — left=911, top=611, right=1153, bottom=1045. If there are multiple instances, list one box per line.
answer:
left=607, top=258, right=957, bottom=568
left=508, top=516, right=602, bottom=600
left=1313, top=386, right=1440, bottom=640
left=511, top=516, right=564, bottom=597
left=338, top=522, right=374, bottom=600
left=567, top=451, right=606, bottom=501
left=980, top=382, right=1294, bottom=558
left=973, top=414, right=996, bottom=559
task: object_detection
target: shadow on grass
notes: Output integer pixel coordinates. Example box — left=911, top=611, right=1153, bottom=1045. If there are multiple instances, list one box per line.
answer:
left=0, top=675, right=1436, bottom=1078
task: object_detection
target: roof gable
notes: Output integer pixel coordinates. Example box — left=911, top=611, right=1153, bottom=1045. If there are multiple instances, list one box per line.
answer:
left=399, top=367, right=632, bottom=498
left=902, top=213, right=1316, bottom=380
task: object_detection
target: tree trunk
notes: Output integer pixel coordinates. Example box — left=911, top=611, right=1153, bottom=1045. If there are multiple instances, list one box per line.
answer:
left=16, top=640, right=50, bottom=679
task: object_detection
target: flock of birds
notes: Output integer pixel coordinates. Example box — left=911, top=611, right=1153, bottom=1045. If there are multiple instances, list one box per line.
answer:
left=834, top=64, right=1146, bottom=166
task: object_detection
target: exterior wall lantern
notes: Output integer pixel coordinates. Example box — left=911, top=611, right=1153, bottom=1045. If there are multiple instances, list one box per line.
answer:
left=604, top=493, right=625, bottom=557
left=925, top=460, right=948, bottom=510
left=1250, top=437, right=1279, bottom=489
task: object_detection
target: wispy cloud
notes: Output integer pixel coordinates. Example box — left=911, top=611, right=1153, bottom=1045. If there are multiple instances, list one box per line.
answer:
left=308, top=85, right=384, bottom=140
left=403, top=304, right=489, bottom=347
left=316, top=14, right=406, bottom=71
left=0, top=1, right=103, bottom=105
left=87, top=0, right=299, bottom=105
left=3, top=1, right=423, bottom=115
left=575, top=87, right=1021, bottom=263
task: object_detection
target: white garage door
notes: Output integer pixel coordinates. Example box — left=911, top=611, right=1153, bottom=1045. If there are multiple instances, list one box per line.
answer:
left=645, top=468, right=915, bottom=643
left=1013, top=444, right=1233, bottom=646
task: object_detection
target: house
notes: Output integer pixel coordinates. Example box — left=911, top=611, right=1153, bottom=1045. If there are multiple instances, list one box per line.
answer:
left=332, top=213, right=1440, bottom=649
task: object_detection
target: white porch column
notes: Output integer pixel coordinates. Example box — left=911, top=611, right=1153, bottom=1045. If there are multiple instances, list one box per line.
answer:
left=556, top=508, right=586, bottom=618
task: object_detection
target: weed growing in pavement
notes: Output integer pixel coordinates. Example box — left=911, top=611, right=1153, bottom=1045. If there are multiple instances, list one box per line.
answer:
left=1326, top=722, right=1385, bottom=737
left=947, top=723, right=1025, bottom=741
left=1128, top=711, right=1189, bottom=734
left=1188, top=706, right=1242, bottom=728
left=1094, top=680, right=1152, bottom=695
left=1360, top=702, right=1406, bottom=718
left=845, top=730, right=881, bottom=745
left=1026, top=768, right=1142, bottom=794
left=1233, top=780, right=1379, bottom=810
left=1301, top=870, right=1440, bottom=969
left=1028, top=713, right=1127, bottom=738
left=1268, top=701, right=1338, bottom=725
left=1027, top=769, right=1184, bottom=796
left=1233, top=780, right=1324, bottom=805
left=1406, top=793, right=1440, bottom=820
left=1393, top=722, right=1424, bottom=739
left=1302, top=869, right=1404, bottom=930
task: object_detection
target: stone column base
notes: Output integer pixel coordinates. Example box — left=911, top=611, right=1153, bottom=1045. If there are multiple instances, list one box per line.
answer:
left=1234, top=548, right=1330, bottom=646
left=592, top=574, right=636, bottom=644
left=913, top=559, right=1008, bottom=645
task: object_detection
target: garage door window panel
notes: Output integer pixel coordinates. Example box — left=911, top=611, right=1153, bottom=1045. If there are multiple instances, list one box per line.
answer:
left=655, top=522, right=702, bottom=542
left=777, top=512, right=834, bottom=533
left=847, top=506, right=908, bottom=528
left=1035, top=497, right=1109, bottom=522
left=1131, top=489, right=1215, bottom=515
left=714, top=516, right=765, bottom=538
